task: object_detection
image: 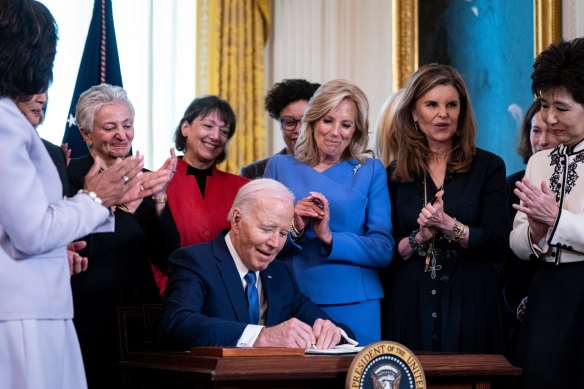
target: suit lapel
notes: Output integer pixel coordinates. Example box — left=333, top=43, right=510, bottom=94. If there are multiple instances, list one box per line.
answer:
left=261, top=267, right=281, bottom=326
left=212, top=234, right=251, bottom=323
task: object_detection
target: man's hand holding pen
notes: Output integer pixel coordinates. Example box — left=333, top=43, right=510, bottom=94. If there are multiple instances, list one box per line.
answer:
left=254, top=317, right=341, bottom=349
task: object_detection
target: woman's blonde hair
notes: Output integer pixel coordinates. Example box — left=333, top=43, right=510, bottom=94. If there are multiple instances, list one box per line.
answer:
left=294, top=79, right=372, bottom=166
left=388, top=64, right=476, bottom=182
left=375, top=89, right=405, bottom=167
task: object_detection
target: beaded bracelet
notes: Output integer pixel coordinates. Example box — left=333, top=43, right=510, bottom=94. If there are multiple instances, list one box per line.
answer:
left=77, top=189, right=102, bottom=205
left=408, top=229, right=429, bottom=255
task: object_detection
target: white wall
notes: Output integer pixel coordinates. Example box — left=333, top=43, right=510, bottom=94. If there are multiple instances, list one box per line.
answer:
left=266, top=0, right=392, bottom=155
left=563, top=0, right=584, bottom=40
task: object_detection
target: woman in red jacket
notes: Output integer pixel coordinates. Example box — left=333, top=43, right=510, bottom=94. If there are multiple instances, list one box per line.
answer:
left=155, top=96, right=249, bottom=295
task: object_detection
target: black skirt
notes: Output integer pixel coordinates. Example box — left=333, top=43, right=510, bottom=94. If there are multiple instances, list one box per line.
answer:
left=517, top=260, right=584, bottom=388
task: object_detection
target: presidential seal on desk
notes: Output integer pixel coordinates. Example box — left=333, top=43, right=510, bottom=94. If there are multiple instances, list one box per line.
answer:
left=345, top=341, right=426, bottom=389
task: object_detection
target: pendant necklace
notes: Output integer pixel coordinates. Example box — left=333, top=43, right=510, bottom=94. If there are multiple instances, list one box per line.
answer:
left=423, top=171, right=443, bottom=279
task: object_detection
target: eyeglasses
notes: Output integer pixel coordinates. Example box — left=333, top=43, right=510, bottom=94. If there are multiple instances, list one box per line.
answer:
left=279, top=117, right=302, bottom=131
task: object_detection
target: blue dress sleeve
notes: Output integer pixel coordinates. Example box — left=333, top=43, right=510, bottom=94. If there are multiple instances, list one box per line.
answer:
left=328, top=159, right=395, bottom=268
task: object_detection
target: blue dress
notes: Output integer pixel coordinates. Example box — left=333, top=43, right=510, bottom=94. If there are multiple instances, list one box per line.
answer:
left=265, top=155, right=394, bottom=345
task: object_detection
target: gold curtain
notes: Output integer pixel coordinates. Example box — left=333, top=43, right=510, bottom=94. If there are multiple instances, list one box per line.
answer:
left=196, top=0, right=270, bottom=174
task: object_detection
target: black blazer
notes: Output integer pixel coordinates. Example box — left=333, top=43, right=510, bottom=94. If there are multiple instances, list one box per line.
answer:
left=42, top=138, right=69, bottom=196
left=67, top=155, right=162, bottom=387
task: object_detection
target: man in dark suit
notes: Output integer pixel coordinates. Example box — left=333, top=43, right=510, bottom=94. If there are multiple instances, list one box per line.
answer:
left=162, top=178, right=353, bottom=349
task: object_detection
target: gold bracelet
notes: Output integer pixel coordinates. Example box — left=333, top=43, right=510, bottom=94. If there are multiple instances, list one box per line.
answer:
left=289, top=220, right=304, bottom=241
left=116, top=204, right=132, bottom=214
left=443, top=218, right=467, bottom=243
left=152, top=193, right=167, bottom=204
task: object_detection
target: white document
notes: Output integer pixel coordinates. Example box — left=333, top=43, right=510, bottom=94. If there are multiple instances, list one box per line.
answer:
left=305, top=344, right=364, bottom=355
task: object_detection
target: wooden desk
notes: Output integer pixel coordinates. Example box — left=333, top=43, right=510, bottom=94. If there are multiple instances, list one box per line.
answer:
left=119, top=351, right=521, bottom=389
left=117, top=306, right=521, bottom=388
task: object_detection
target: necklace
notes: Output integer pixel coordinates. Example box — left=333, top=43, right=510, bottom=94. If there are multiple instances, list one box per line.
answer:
left=423, top=171, right=442, bottom=279
left=426, top=163, right=446, bottom=189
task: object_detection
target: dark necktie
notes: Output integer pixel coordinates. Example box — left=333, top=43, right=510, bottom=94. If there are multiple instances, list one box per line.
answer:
left=244, top=271, right=259, bottom=324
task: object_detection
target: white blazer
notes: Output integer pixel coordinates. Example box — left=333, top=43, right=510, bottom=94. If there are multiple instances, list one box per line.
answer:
left=0, top=97, right=114, bottom=320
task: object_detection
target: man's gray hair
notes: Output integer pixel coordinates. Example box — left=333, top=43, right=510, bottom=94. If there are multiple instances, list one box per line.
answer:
left=228, top=178, right=295, bottom=221
left=76, top=83, right=135, bottom=133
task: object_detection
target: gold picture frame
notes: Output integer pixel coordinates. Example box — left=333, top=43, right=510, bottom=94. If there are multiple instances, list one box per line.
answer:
left=392, top=0, right=562, bottom=90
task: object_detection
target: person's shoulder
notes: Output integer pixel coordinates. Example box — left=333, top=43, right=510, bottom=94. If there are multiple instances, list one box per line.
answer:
left=530, top=146, right=558, bottom=163
left=506, top=169, right=525, bottom=184
left=266, top=154, right=302, bottom=174
left=170, top=239, right=215, bottom=266
left=214, top=168, right=250, bottom=184
left=474, top=147, right=501, bottom=160
left=240, top=157, right=271, bottom=178
left=0, top=97, right=22, bottom=121
left=474, top=148, right=505, bottom=166
left=271, top=153, right=296, bottom=164
left=0, top=98, right=33, bottom=137
left=363, top=157, right=384, bottom=170
left=41, top=138, right=59, bottom=152
left=352, top=157, right=386, bottom=177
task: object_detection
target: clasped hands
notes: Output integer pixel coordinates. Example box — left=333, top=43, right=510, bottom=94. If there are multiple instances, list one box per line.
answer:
left=254, top=318, right=341, bottom=349
left=512, top=178, right=559, bottom=243
left=399, top=190, right=459, bottom=259
left=83, top=149, right=177, bottom=209
left=293, top=191, right=332, bottom=247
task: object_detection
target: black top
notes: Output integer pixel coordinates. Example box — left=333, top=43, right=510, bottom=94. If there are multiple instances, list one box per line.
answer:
left=186, top=163, right=213, bottom=196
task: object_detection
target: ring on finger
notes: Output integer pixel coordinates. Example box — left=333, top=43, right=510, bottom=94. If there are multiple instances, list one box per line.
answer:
left=122, top=175, right=130, bottom=184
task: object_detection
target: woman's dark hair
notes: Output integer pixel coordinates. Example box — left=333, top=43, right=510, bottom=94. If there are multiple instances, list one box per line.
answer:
left=532, top=37, right=584, bottom=105
left=264, top=79, right=321, bottom=119
left=173, top=95, right=236, bottom=164
left=0, top=0, right=58, bottom=98
left=517, top=100, right=542, bottom=164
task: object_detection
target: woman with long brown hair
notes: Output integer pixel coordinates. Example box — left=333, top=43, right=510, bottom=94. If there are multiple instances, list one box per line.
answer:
left=381, top=64, right=509, bottom=353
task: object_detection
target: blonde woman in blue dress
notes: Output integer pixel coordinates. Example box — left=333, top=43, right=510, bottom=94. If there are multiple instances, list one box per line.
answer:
left=265, top=79, right=394, bottom=345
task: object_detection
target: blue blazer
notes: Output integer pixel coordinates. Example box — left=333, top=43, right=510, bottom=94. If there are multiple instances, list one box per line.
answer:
left=162, top=232, right=353, bottom=349
left=264, top=155, right=394, bottom=305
